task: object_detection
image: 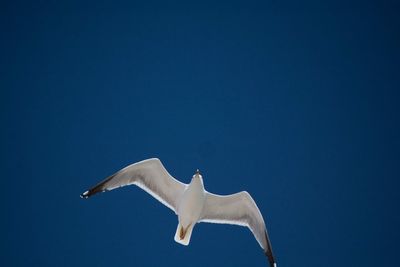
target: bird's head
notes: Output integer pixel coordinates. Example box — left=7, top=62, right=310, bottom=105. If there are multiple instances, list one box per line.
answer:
left=192, top=169, right=202, bottom=180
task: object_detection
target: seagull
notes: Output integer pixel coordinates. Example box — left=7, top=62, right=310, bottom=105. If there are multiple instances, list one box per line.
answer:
left=80, top=158, right=276, bottom=266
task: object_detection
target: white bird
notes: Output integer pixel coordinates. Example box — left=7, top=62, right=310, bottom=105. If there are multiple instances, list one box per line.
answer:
left=80, top=158, right=276, bottom=266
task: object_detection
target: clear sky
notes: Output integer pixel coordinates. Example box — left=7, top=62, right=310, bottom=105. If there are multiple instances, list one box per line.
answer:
left=1, top=1, right=399, bottom=266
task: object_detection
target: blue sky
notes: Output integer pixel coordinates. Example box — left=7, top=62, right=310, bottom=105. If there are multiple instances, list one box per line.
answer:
left=1, top=1, right=399, bottom=266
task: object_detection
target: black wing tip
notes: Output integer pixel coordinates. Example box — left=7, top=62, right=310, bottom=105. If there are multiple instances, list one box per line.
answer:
left=80, top=191, right=90, bottom=199
left=264, top=250, right=276, bottom=267
left=264, top=231, right=276, bottom=267
left=80, top=186, right=108, bottom=199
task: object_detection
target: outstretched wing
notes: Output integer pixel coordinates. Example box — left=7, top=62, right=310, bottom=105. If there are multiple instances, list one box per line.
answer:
left=199, top=191, right=276, bottom=267
left=80, top=158, right=187, bottom=213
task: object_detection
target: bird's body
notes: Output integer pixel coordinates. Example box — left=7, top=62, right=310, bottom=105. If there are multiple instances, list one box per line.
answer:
left=175, top=173, right=205, bottom=245
left=179, top=172, right=205, bottom=225
left=81, top=158, right=276, bottom=267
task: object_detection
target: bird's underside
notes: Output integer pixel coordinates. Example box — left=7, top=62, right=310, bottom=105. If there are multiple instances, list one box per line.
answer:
left=80, top=158, right=276, bottom=267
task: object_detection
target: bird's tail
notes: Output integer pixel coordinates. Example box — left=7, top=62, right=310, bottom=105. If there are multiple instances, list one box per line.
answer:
left=174, top=223, right=194, bottom=246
